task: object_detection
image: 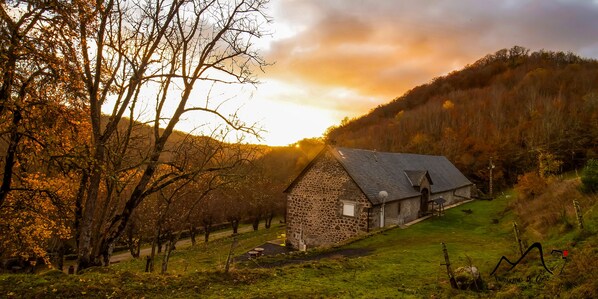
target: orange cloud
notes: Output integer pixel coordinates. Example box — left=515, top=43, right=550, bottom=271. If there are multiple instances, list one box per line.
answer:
left=263, top=0, right=598, bottom=118
left=264, top=12, right=474, bottom=114
left=243, top=0, right=598, bottom=145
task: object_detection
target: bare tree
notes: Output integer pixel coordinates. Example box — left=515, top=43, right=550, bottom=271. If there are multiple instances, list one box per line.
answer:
left=191, top=191, right=224, bottom=244
left=65, top=0, right=270, bottom=271
left=128, top=128, right=255, bottom=273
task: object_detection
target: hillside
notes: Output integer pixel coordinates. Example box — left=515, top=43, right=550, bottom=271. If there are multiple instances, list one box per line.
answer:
left=2, top=177, right=596, bottom=298
left=326, top=46, right=598, bottom=191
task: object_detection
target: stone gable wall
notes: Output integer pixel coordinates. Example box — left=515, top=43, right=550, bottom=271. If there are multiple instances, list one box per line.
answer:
left=286, top=151, right=371, bottom=249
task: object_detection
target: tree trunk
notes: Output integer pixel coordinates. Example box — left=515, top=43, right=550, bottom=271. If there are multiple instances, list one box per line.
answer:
left=0, top=109, right=23, bottom=208
left=148, top=226, right=162, bottom=272
left=252, top=216, right=260, bottom=231
left=230, top=219, right=239, bottom=234
left=160, top=230, right=181, bottom=274
left=129, top=238, right=140, bottom=258
left=145, top=255, right=152, bottom=272
left=224, top=235, right=238, bottom=273
left=98, top=167, right=158, bottom=261
left=101, top=242, right=113, bottom=266
left=53, top=241, right=65, bottom=271
left=265, top=213, right=274, bottom=229
left=157, top=234, right=163, bottom=254
left=148, top=242, right=156, bottom=272
left=167, top=230, right=175, bottom=251
left=126, top=224, right=138, bottom=258
left=77, top=144, right=106, bottom=272
left=161, top=244, right=171, bottom=274
left=189, top=225, right=197, bottom=246
left=203, top=221, right=212, bottom=243
left=135, top=238, right=141, bottom=258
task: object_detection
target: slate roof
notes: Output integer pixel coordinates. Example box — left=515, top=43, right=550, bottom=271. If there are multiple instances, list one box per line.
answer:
left=330, top=147, right=472, bottom=205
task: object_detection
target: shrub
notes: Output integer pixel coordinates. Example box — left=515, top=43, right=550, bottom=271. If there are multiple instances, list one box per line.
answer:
left=514, top=172, right=548, bottom=200
left=581, top=159, right=598, bottom=193
left=538, top=152, right=563, bottom=178
left=545, top=237, right=598, bottom=298
left=512, top=177, right=583, bottom=236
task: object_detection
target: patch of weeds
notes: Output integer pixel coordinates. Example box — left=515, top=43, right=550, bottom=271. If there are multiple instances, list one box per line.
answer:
left=40, top=269, right=67, bottom=278
left=78, top=266, right=117, bottom=275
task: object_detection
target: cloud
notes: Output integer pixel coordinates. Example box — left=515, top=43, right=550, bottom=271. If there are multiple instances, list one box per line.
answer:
left=262, top=0, right=598, bottom=117
left=244, top=0, right=598, bottom=144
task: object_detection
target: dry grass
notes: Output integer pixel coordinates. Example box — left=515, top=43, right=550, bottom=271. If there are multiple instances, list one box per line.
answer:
left=544, top=235, right=598, bottom=298
left=512, top=177, right=595, bottom=237
left=512, top=176, right=598, bottom=298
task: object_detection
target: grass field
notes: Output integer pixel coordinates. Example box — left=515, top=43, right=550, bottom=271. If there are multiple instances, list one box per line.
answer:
left=1, top=189, right=596, bottom=298
left=222, top=195, right=517, bottom=298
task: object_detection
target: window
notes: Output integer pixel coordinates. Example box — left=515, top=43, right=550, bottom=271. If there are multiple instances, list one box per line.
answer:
left=342, top=202, right=356, bottom=217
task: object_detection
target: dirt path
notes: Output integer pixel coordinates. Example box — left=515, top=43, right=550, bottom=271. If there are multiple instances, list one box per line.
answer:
left=110, top=225, right=256, bottom=263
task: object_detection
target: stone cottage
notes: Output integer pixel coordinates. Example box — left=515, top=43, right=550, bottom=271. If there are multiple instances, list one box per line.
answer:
left=284, top=146, right=473, bottom=250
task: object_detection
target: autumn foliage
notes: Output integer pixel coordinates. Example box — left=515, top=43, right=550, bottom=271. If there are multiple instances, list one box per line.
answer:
left=326, top=46, right=598, bottom=192
left=514, top=171, right=550, bottom=201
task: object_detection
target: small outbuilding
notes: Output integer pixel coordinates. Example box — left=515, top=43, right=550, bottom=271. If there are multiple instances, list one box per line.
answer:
left=284, top=146, right=473, bottom=250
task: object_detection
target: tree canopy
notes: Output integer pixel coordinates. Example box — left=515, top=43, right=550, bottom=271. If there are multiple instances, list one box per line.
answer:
left=326, top=46, right=598, bottom=191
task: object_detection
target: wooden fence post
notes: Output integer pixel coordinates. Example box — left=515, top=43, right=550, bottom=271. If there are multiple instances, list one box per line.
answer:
left=225, top=235, right=238, bottom=273
left=573, top=200, right=584, bottom=230
left=441, top=242, right=458, bottom=289
left=513, top=222, right=524, bottom=256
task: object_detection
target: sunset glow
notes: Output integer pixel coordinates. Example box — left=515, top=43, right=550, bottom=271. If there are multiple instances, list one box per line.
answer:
left=195, top=0, right=598, bottom=146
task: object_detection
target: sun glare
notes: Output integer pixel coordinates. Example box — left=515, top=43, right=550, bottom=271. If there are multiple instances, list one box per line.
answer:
left=239, top=97, right=340, bottom=146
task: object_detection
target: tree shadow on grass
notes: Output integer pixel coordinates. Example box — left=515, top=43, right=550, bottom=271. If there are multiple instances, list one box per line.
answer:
left=237, top=244, right=374, bottom=268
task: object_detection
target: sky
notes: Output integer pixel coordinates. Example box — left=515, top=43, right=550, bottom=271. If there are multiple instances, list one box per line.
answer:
left=193, top=0, right=598, bottom=146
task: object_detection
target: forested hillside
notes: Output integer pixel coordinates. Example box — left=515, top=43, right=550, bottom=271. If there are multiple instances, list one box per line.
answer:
left=326, top=46, right=598, bottom=190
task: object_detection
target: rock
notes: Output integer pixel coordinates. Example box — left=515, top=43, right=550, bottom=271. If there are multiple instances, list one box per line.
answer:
left=454, top=266, right=484, bottom=290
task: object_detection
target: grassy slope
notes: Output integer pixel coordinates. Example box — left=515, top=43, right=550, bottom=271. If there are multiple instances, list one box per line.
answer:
left=222, top=195, right=516, bottom=298
left=2, top=191, right=595, bottom=298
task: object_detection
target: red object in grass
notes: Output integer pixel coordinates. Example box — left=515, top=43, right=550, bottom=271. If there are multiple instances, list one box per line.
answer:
left=563, top=250, right=569, bottom=257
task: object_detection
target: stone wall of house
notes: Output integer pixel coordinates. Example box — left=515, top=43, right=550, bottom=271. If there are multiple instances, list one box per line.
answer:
left=380, top=197, right=421, bottom=226
left=431, top=185, right=472, bottom=206
left=384, top=202, right=399, bottom=225
left=286, top=151, right=372, bottom=249
left=369, top=205, right=382, bottom=228
left=454, top=186, right=472, bottom=200
left=399, top=197, right=421, bottom=224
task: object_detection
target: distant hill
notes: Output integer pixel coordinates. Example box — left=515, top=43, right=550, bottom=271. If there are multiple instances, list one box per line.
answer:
left=326, top=46, right=598, bottom=190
